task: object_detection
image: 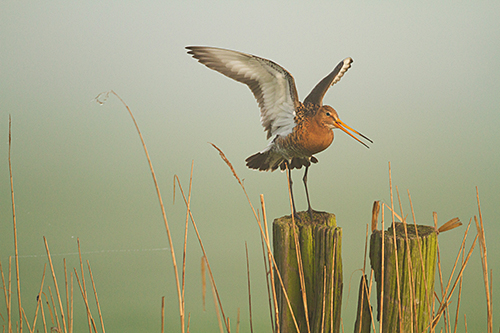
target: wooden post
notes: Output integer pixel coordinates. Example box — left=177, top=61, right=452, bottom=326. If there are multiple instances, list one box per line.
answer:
left=370, top=222, right=437, bottom=333
left=273, top=211, right=342, bottom=333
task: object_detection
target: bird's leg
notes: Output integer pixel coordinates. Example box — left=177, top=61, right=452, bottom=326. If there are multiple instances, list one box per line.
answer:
left=303, top=165, right=315, bottom=221
left=285, top=162, right=299, bottom=219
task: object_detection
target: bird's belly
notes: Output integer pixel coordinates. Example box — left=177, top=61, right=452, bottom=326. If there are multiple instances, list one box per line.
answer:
left=273, top=130, right=333, bottom=159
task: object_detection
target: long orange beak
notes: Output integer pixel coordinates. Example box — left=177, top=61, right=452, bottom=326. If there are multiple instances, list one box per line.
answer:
left=334, top=118, right=372, bottom=149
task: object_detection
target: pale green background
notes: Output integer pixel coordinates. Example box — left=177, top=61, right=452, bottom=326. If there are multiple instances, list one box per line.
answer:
left=1, top=1, right=499, bottom=332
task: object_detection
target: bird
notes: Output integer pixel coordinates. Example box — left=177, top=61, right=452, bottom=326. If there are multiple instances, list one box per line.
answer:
left=186, top=46, right=371, bottom=220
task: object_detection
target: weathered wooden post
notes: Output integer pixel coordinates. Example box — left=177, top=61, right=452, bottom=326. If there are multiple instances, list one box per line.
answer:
left=370, top=222, right=438, bottom=332
left=273, top=211, right=342, bottom=333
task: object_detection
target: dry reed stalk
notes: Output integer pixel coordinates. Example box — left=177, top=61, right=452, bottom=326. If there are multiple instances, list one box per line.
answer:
left=258, top=199, right=275, bottom=333
left=161, top=296, right=165, bottom=333
left=73, top=269, right=98, bottom=333
left=21, top=308, right=31, bottom=333
left=388, top=163, right=403, bottom=332
left=43, top=237, right=67, bottom=333
left=207, top=264, right=224, bottom=333
left=475, top=188, right=492, bottom=333
left=237, top=308, right=241, bottom=333
left=173, top=177, right=228, bottom=332
left=245, top=243, right=254, bottom=333
left=434, top=213, right=449, bottom=333
left=452, top=246, right=465, bottom=333
left=40, top=291, right=48, bottom=333
left=463, top=313, right=467, bottom=332
left=180, top=162, right=194, bottom=332
left=441, top=218, right=472, bottom=298
left=8, top=116, right=22, bottom=333
left=95, top=90, right=185, bottom=332
left=431, top=233, right=478, bottom=330
left=210, top=143, right=301, bottom=333
left=201, top=257, right=206, bottom=311
left=430, top=217, right=473, bottom=331
left=48, top=287, right=61, bottom=331
left=64, top=259, right=69, bottom=333
left=7, top=256, right=12, bottom=333
left=0, top=259, right=11, bottom=333
left=369, top=271, right=375, bottom=331
left=31, top=264, right=47, bottom=331
left=42, top=292, right=54, bottom=326
left=396, top=186, right=416, bottom=333
left=77, top=239, right=92, bottom=333
left=70, top=272, right=73, bottom=333
left=87, top=262, right=105, bottom=333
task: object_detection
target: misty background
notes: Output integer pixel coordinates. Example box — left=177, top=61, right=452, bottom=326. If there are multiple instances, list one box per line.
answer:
left=1, top=1, right=499, bottom=332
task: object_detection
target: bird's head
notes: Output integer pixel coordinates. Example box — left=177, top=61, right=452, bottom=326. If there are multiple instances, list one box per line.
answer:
left=319, top=105, right=372, bottom=148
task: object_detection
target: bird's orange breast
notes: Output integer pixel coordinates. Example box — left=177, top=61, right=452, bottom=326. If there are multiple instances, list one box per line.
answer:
left=295, top=119, right=334, bottom=155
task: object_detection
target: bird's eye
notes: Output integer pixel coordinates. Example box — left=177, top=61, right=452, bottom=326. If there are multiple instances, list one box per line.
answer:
left=326, top=112, right=331, bottom=117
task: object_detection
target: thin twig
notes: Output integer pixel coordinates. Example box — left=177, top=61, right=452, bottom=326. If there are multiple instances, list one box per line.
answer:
left=388, top=163, right=403, bottom=332
left=475, top=187, right=492, bottom=333
left=431, top=233, right=478, bottom=329
left=206, top=257, right=223, bottom=333
left=434, top=212, right=449, bottom=333
left=40, top=290, right=48, bottom=333
left=453, top=246, right=465, bottom=333
left=396, top=186, right=415, bottom=333
left=77, top=239, right=92, bottom=333
left=259, top=195, right=276, bottom=333
left=245, top=243, right=253, bottom=333
left=96, top=90, right=184, bottom=332
left=87, top=261, right=105, bottom=333
left=180, top=161, right=194, bottom=332
left=0, top=259, right=11, bottom=333
left=73, top=269, right=98, bottom=333
left=173, top=176, right=228, bottom=331
left=48, top=286, right=61, bottom=331
left=64, top=259, right=69, bottom=333
left=32, top=264, right=47, bottom=331
left=43, top=237, right=67, bottom=333
left=9, top=115, right=23, bottom=333
left=210, top=143, right=301, bottom=333
left=161, top=296, right=165, bottom=333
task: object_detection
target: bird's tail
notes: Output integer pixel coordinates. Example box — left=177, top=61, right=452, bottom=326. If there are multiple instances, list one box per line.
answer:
left=245, top=151, right=318, bottom=171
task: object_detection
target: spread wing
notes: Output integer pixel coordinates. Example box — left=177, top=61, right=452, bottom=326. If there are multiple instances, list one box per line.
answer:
left=186, top=46, right=300, bottom=139
left=304, top=57, right=353, bottom=106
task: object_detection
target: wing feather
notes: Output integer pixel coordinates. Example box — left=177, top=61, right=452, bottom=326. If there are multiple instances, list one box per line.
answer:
left=303, top=57, right=353, bottom=106
left=186, top=46, right=300, bottom=139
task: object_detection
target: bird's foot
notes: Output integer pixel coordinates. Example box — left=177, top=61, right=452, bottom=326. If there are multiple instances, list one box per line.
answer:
left=307, top=207, right=321, bottom=221
left=291, top=211, right=302, bottom=223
